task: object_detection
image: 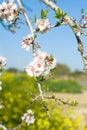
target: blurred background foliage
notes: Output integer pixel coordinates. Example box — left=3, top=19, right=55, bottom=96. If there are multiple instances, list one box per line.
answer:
left=0, top=64, right=87, bottom=129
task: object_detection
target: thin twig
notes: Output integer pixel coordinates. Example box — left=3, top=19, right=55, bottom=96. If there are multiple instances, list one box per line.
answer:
left=17, top=0, right=34, bottom=38
left=0, top=122, right=24, bottom=130
left=30, top=93, right=78, bottom=106
left=17, top=0, right=36, bottom=56
left=81, top=29, right=87, bottom=36
left=44, top=95, right=78, bottom=106
left=12, top=121, right=24, bottom=130
left=30, top=95, right=41, bottom=104
left=37, top=82, right=44, bottom=100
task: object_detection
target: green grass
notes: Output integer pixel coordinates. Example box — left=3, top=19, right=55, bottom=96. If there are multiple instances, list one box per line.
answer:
left=42, top=79, right=83, bottom=93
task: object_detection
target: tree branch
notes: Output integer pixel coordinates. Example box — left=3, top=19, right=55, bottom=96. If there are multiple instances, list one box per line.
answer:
left=40, top=0, right=87, bottom=71
left=41, top=0, right=58, bottom=11
left=30, top=93, right=78, bottom=106
left=0, top=124, right=8, bottom=130
left=76, top=35, right=87, bottom=70
left=17, top=0, right=34, bottom=38
left=44, top=95, right=78, bottom=106
left=12, top=121, right=23, bottom=130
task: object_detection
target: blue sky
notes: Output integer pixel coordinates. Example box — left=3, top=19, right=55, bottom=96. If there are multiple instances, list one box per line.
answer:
left=0, top=0, right=87, bottom=71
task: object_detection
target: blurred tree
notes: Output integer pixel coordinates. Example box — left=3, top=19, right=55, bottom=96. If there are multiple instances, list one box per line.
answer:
left=54, top=64, right=71, bottom=76
left=6, top=68, right=22, bottom=73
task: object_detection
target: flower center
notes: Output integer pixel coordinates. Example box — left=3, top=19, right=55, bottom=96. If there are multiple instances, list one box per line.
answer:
left=40, top=21, right=45, bottom=27
left=37, top=63, right=41, bottom=68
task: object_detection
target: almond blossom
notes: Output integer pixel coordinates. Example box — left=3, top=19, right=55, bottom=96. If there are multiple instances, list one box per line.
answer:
left=26, top=60, right=45, bottom=77
left=45, top=55, right=56, bottom=69
left=0, top=104, right=4, bottom=109
left=0, top=56, right=6, bottom=69
left=0, top=0, right=18, bottom=23
left=0, top=86, right=2, bottom=91
left=82, top=15, right=87, bottom=24
left=21, top=34, right=33, bottom=51
left=25, top=50, right=56, bottom=77
left=0, top=81, right=2, bottom=91
left=22, top=110, right=35, bottom=125
left=36, top=18, right=50, bottom=33
left=35, top=50, right=48, bottom=62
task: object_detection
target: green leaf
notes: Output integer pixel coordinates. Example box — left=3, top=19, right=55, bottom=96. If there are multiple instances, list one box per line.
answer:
left=41, top=9, right=49, bottom=19
left=34, top=15, right=37, bottom=23
left=37, top=75, right=45, bottom=82
left=49, top=54, right=54, bottom=60
left=62, top=12, right=67, bottom=18
left=17, top=26, right=21, bottom=29
left=34, top=34, right=37, bottom=39
left=32, top=15, right=37, bottom=23
left=72, top=25, right=77, bottom=28
left=71, top=100, right=78, bottom=106
left=55, top=9, right=61, bottom=19
left=55, top=9, right=67, bottom=20
left=81, top=8, right=84, bottom=14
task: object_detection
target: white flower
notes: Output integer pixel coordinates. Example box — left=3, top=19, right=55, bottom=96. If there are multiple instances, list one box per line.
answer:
left=36, top=18, right=50, bottom=33
left=74, top=28, right=81, bottom=37
left=21, top=34, right=33, bottom=51
left=2, top=2, right=7, bottom=8
left=0, top=56, right=6, bottom=69
left=33, top=60, right=45, bottom=76
left=0, top=86, right=2, bottom=91
left=0, top=104, right=4, bottom=109
left=46, top=57, right=56, bottom=69
left=26, top=60, right=44, bottom=77
left=35, top=50, right=47, bottom=62
left=26, top=50, right=56, bottom=77
left=43, top=55, right=56, bottom=75
left=6, top=3, right=18, bottom=23
left=83, top=16, right=87, bottom=24
left=0, top=1, right=18, bottom=23
left=25, top=62, right=35, bottom=77
left=22, top=109, right=35, bottom=125
left=0, top=81, right=2, bottom=91
left=76, top=32, right=81, bottom=37
left=9, top=0, right=14, bottom=3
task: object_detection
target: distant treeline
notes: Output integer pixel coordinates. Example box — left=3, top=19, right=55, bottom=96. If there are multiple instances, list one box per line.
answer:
left=6, top=64, right=87, bottom=77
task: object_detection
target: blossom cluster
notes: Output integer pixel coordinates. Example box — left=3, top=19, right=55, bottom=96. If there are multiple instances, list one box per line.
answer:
left=22, top=110, right=35, bottom=125
left=0, top=0, right=18, bottom=23
left=25, top=50, right=56, bottom=77
left=21, top=18, right=50, bottom=51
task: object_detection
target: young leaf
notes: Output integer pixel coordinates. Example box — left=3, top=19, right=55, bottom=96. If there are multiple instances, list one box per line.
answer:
left=55, top=9, right=67, bottom=20
left=81, top=8, right=84, bottom=14
left=34, top=15, right=37, bottom=23
left=34, top=34, right=37, bottom=39
left=41, top=9, right=49, bottom=19
left=32, top=15, right=37, bottom=23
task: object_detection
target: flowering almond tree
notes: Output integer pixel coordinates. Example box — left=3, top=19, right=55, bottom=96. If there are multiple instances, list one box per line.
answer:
left=0, top=0, right=87, bottom=129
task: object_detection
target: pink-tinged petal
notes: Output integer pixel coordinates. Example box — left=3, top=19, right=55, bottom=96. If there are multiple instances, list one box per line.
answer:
left=25, top=46, right=30, bottom=51
left=36, top=18, right=50, bottom=33
left=21, top=34, right=33, bottom=51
